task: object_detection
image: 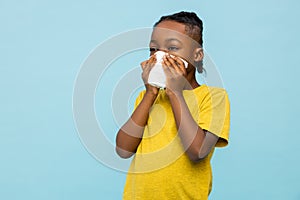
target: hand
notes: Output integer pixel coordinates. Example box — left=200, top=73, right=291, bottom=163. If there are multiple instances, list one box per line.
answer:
left=140, top=55, right=159, bottom=96
left=162, top=54, right=188, bottom=96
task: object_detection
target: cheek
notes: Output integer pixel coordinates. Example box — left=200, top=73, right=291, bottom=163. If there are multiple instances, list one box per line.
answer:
left=169, top=49, right=188, bottom=60
left=179, top=51, right=194, bottom=64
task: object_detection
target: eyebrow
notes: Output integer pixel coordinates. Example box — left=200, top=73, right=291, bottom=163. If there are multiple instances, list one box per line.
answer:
left=150, top=38, right=183, bottom=44
left=165, top=38, right=183, bottom=44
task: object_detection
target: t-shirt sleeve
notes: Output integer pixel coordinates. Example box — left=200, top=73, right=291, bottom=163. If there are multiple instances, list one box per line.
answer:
left=198, top=87, right=230, bottom=147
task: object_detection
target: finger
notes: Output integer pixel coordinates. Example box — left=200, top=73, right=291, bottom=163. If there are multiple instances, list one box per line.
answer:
left=148, top=55, right=157, bottom=66
left=172, top=56, right=187, bottom=76
left=162, top=57, right=174, bottom=76
left=146, top=54, right=156, bottom=62
left=140, top=60, right=148, bottom=70
left=164, top=55, right=183, bottom=75
left=162, top=61, right=172, bottom=76
left=168, top=55, right=187, bottom=76
left=163, top=55, right=173, bottom=66
left=141, top=55, right=156, bottom=70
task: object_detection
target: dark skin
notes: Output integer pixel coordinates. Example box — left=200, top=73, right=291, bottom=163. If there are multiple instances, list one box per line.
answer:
left=116, top=20, right=218, bottom=162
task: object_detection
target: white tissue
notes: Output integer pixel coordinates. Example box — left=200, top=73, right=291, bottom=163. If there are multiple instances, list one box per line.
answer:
left=148, top=51, right=188, bottom=88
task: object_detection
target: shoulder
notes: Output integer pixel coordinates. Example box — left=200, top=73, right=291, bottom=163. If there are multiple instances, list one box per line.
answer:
left=191, top=85, right=229, bottom=105
left=194, top=84, right=228, bottom=95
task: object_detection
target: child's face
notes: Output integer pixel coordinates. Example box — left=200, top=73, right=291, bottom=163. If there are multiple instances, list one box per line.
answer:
left=150, top=20, right=199, bottom=66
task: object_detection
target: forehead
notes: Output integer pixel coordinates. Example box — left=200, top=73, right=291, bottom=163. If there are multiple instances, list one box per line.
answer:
left=155, top=20, right=187, bottom=34
left=151, top=20, right=191, bottom=42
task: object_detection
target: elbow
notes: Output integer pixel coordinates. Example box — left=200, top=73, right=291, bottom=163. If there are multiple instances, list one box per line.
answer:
left=186, top=148, right=208, bottom=163
left=186, top=153, right=202, bottom=163
left=115, top=146, right=135, bottom=159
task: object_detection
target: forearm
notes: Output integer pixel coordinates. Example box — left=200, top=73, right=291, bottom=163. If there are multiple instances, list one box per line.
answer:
left=116, top=92, right=157, bottom=158
left=168, top=91, right=206, bottom=161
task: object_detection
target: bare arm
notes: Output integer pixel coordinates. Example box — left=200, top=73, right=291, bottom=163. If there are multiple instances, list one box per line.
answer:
left=116, top=92, right=157, bottom=158
left=167, top=92, right=218, bottom=162
left=116, top=56, right=158, bottom=158
left=163, top=54, right=218, bottom=162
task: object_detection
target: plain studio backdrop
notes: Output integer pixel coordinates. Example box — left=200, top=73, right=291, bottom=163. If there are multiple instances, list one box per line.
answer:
left=0, top=0, right=299, bottom=199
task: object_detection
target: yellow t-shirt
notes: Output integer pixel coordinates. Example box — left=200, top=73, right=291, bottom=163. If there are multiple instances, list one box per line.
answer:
left=123, top=85, right=230, bottom=200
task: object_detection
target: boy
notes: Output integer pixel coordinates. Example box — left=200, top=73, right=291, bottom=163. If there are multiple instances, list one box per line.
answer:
left=116, top=11, right=230, bottom=199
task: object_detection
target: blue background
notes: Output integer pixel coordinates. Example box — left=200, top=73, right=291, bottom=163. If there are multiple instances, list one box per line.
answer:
left=1, top=0, right=299, bottom=199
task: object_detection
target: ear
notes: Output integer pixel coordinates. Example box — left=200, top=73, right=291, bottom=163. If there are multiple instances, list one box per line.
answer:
left=193, top=47, right=204, bottom=62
